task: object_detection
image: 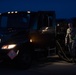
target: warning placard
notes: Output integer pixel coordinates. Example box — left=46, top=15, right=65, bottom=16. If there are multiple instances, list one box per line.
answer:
left=7, top=50, right=17, bottom=60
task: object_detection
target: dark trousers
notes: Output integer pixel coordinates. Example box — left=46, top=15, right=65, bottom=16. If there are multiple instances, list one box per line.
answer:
left=71, top=40, right=76, bottom=59
left=68, top=40, right=76, bottom=59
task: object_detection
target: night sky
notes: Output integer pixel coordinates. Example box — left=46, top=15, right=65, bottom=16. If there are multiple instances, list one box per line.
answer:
left=0, top=0, right=76, bottom=19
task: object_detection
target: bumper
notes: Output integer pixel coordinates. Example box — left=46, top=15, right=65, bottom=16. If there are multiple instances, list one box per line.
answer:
left=0, top=49, right=19, bottom=61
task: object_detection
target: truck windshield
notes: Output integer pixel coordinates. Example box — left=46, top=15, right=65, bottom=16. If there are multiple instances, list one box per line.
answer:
left=0, top=13, right=29, bottom=29
left=0, top=11, right=56, bottom=30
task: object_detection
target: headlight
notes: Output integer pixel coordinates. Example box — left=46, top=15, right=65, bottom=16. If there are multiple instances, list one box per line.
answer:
left=1, top=44, right=16, bottom=49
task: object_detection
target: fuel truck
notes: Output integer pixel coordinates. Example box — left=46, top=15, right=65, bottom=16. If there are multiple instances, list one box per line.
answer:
left=0, top=11, right=71, bottom=69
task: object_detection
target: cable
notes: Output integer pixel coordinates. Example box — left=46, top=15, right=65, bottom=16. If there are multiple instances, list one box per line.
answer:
left=56, top=40, right=72, bottom=62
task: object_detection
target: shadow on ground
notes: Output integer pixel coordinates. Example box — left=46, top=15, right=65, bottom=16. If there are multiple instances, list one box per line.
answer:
left=0, top=55, right=71, bottom=70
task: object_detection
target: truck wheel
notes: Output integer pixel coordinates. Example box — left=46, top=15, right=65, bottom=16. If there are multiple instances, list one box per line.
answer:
left=17, top=51, right=32, bottom=69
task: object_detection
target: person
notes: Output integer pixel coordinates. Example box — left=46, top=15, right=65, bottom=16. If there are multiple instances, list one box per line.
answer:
left=65, top=23, right=76, bottom=63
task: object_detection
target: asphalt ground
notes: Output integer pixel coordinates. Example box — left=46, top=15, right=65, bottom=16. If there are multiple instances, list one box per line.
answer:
left=0, top=55, right=76, bottom=75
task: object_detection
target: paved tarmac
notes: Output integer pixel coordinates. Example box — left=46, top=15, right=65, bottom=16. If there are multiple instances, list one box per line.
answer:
left=0, top=55, right=76, bottom=75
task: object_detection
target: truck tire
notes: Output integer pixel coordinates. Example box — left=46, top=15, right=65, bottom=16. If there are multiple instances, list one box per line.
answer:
left=17, top=51, right=32, bottom=69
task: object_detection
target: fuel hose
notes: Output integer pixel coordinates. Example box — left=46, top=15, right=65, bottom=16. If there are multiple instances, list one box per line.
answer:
left=56, top=40, right=72, bottom=62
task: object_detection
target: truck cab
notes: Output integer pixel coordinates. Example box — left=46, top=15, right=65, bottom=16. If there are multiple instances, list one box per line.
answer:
left=0, top=11, right=56, bottom=68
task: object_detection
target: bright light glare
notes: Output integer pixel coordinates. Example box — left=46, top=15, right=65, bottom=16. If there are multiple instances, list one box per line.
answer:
left=45, top=27, right=48, bottom=30
left=57, top=24, right=59, bottom=26
left=42, top=27, right=48, bottom=33
left=30, top=39, right=33, bottom=42
left=8, top=12, right=10, bottom=14
left=8, top=44, right=16, bottom=49
left=2, top=45, right=8, bottom=49
left=11, top=11, right=14, bottom=14
left=15, top=11, right=18, bottom=13
left=27, top=11, right=31, bottom=13
left=1, top=44, right=16, bottom=49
